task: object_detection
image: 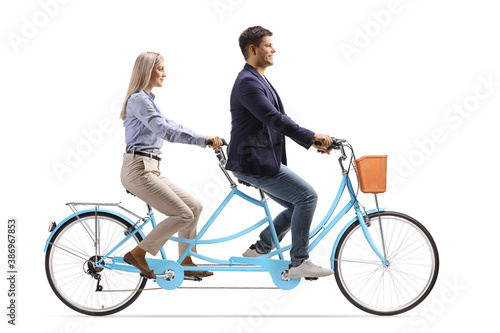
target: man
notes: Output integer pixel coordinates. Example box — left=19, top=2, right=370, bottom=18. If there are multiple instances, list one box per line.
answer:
left=225, top=26, right=334, bottom=278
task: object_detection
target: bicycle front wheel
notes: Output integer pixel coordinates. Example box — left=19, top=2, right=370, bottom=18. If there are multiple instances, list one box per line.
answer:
left=45, top=212, right=147, bottom=316
left=334, top=211, right=439, bottom=316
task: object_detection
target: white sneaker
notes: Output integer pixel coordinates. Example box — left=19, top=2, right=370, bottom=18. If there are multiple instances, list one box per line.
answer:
left=242, top=244, right=264, bottom=257
left=286, top=260, right=334, bottom=279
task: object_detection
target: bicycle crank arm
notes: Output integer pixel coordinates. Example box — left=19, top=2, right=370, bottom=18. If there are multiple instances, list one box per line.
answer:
left=183, top=276, right=203, bottom=282
left=154, top=272, right=202, bottom=281
left=155, top=271, right=175, bottom=280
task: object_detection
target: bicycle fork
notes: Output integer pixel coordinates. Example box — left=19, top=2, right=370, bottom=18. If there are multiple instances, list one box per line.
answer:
left=346, top=176, right=389, bottom=267
left=353, top=206, right=388, bottom=266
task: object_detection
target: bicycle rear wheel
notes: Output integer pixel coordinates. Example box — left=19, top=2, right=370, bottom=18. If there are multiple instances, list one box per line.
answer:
left=334, top=211, right=439, bottom=315
left=45, top=212, right=147, bottom=316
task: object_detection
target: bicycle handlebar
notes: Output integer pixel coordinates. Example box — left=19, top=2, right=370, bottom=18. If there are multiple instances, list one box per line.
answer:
left=314, top=137, right=346, bottom=152
left=207, top=138, right=228, bottom=162
left=206, top=138, right=228, bottom=147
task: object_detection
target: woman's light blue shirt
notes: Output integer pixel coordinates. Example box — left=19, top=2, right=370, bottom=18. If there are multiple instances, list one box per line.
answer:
left=124, top=90, right=206, bottom=154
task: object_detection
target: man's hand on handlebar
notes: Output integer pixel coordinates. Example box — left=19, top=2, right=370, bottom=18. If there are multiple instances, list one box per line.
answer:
left=206, top=136, right=224, bottom=150
left=313, top=134, right=333, bottom=155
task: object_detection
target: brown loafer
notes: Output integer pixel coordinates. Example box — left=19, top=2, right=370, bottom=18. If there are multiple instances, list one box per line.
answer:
left=181, top=255, right=213, bottom=278
left=124, top=252, right=156, bottom=279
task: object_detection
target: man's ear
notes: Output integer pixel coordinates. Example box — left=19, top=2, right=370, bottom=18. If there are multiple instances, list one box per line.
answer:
left=249, top=44, right=257, bottom=56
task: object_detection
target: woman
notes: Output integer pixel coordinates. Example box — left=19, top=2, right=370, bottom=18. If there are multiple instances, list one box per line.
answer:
left=120, top=52, right=222, bottom=279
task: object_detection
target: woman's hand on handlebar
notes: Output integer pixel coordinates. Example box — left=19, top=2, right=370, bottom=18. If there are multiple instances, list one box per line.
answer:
left=313, top=134, right=333, bottom=154
left=206, top=136, right=224, bottom=150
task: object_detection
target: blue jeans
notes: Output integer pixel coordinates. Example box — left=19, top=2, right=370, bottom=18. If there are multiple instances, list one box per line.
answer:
left=233, top=164, right=318, bottom=265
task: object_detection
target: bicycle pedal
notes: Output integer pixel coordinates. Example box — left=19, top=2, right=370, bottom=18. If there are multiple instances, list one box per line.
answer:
left=305, top=277, right=318, bottom=281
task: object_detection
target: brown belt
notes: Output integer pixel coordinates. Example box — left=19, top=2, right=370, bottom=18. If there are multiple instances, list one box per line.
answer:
left=126, top=151, right=161, bottom=161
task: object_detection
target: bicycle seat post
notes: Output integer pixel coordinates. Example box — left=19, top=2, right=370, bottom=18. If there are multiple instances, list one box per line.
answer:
left=259, top=189, right=266, bottom=200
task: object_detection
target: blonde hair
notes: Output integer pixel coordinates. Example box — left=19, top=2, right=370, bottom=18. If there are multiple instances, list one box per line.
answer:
left=120, top=52, right=164, bottom=120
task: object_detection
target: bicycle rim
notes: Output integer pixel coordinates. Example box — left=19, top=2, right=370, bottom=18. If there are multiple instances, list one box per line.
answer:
left=334, top=211, right=439, bottom=315
left=45, top=212, right=147, bottom=316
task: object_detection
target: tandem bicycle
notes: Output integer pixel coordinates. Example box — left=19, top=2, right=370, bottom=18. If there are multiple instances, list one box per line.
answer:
left=44, top=138, right=439, bottom=316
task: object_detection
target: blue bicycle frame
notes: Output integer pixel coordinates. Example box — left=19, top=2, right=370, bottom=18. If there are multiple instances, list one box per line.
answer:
left=45, top=147, right=387, bottom=290
left=88, top=172, right=386, bottom=280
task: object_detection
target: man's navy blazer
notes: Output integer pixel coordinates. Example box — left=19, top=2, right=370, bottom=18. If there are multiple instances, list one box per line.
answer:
left=225, top=63, right=315, bottom=176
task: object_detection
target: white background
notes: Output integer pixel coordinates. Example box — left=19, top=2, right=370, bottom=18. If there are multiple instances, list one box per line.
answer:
left=1, top=0, right=499, bottom=332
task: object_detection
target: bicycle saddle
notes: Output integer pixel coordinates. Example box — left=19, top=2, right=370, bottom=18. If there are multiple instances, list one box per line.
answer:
left=237, top=179, right=259, bottom=189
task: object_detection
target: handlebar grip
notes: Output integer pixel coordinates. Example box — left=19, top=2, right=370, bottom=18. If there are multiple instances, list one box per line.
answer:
left=314, top=137, right=342, bottom=152
left=206, top=138, right=228, bottom=147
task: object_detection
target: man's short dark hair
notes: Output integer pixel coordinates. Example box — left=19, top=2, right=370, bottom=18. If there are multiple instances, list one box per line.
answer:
left=238, top=26, right=273, bottom=60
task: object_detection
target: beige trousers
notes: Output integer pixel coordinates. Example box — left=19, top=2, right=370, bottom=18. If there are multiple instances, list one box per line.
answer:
left=120, top=153, right=202, bottom=256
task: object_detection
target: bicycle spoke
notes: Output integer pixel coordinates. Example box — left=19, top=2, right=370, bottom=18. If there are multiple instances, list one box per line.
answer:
left=337, top=258, right=383, bottom=265
left=49, top=242, right=90, bottom=262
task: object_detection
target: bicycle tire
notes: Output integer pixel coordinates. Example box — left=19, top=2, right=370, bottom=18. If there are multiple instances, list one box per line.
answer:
left=45, top=212, right=147, bottom=316
left=334, top=211, right=439, bottom=316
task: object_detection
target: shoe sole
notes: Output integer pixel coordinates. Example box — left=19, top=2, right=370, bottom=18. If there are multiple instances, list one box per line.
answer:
left=184, top=271, right=214, bottom=278
left=286, top=271, right=334, bottom=279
